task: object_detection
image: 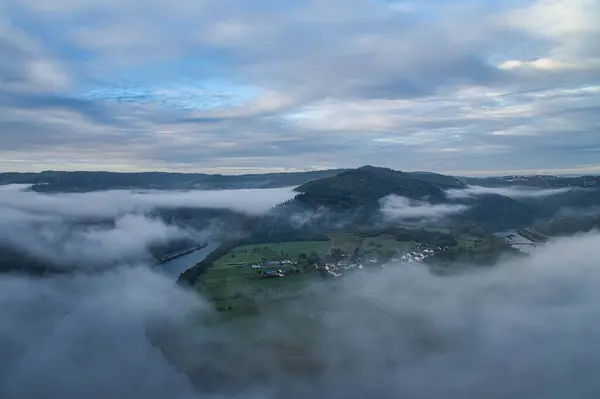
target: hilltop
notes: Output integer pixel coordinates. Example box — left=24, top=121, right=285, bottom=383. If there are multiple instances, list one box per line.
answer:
left=293, top=166, right=448, bottom=211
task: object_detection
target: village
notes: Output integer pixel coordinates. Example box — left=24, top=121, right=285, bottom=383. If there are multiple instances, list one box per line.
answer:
left=247, top=235, right=440, bottom=279
left=316, top=246, right=438, bottom=278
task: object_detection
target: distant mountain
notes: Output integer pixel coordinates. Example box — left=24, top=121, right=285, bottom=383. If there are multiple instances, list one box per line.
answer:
left=0, top=169, right=347, bottom=192
left=0, top=172, right=41, bottom=186
left=461, top=174, right=600, bottom=189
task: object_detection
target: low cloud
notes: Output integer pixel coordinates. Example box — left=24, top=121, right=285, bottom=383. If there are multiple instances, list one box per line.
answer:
left=380, top=195, right=469, bottom=222
left=0, top=267, right=204, bottom=399
left=0, top=185, right=298, bottom=219
left=2, top=222, right=600, bottom=397
left=0, top=212, right=205, bottom=268
left=446, top=185, right=574, bottom=199
left=167, top=231, right=600, bottom=398
left=0, top=185, right=297, bottom=268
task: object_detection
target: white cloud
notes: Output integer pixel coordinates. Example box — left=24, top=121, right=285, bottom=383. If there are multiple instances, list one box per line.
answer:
left=0, top=267, right=204, bottom=399
left=380, top=195, right=468, bottom=221
left=447, top=185, right=574, bottom=199
left=0, top=185, right=297, bottom=218
left=0, top=185, right=296, bottom=267
left=498, top=58, right=600, bottom=72
left=2, top=188, right=600, bottom=397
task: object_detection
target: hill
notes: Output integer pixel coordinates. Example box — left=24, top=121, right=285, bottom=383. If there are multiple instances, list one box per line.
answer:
left=293, top=166, right=447, bottom=211
left=406, top=171, right=467, bottom=189
left=452, top=194, right=540, bottom=232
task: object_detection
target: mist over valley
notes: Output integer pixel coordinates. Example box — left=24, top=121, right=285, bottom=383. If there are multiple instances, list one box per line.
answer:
left=1, top=167, right=600, bottom=398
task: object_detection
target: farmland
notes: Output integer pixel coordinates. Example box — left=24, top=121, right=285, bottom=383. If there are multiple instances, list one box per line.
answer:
left=195, top=240, right=331, bottom=314
left=193, top=234, right=428, bottom=315
left=185, top=226, right=517, bottom=317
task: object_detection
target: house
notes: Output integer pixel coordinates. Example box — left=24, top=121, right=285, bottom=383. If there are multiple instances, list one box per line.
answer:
left=263, top=260, right=281, bottom=266
left=261, top=270, right=284, bottom=278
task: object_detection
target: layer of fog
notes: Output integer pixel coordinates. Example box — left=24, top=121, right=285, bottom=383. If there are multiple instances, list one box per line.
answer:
left=380, top=195, right=469, bottom=221
left=3, top=232, right=600, bottom=398
left=173, top=231, right=600, bottom=398
left=0, top=184, right=298, bottom=219
left=0, top=267, right=204, bottom=399
left=0, top=210, right=208, bottom=267
left=0, top=185, right=297, bottom=268
left=446, top=185, right=574, bottom=199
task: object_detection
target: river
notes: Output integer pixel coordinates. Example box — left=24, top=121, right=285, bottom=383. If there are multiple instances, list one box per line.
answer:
left=159, top=241, right=220, bottom=278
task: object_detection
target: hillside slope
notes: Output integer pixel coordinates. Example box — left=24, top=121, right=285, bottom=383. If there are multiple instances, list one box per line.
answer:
left=406, top=171, right=467, bottom=189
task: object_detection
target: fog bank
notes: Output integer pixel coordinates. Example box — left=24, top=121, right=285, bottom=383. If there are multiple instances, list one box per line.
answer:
left=0, top=185, right=296, bottom=268
left=447, top=185, right=574, bottom=199
left=380, top=195, right=468, bottom=221
left=0, top=185, right=298, bottom=219
left=0, top=267, right=204, bottom=399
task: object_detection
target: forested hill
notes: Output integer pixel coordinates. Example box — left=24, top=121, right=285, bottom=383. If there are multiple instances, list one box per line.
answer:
left=405, top=171, right=466, bottom=189
left=292, top=166, right=448, bottom=210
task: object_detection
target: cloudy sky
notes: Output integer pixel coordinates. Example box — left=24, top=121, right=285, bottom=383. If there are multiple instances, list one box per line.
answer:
left=1, top=0, right=599, bottom=175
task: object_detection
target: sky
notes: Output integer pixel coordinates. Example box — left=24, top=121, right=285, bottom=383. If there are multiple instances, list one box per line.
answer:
left=1, top=0, right=599, bottom=175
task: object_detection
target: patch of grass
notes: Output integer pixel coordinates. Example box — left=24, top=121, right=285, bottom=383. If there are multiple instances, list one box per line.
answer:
left=195, top=240, right=330, bottom=315
left=330, top=233, right=362, bottom=253
left=456, top=234, right=481, bottom=249
left=212, top=241, right=330, bottom=269
left=359, top=234, right=417, bottom=255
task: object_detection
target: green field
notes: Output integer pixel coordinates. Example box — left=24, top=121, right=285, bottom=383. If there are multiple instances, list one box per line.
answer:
left=196, top=241, right=330, bottom=313
left=196, top=236, right=422, bottom=314
left=360, top=234, right=417, bottom=254
left=329, top=233, right=361, bottom=253
left=456, top=233, right=482, bottom=249
left=329, top=233, right=417, bottom=256
left=212, top=241, right=330, bottom=269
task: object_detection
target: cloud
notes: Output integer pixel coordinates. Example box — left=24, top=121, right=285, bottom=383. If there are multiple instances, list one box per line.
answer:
left=0, top=185, right=295, bottom=268
left=380, top=194, right=469, bottom=222
left=2, top=183, right=600, bottom=398
left=3, top=231, right=593, bottom=398
left=0, top=185, right=297, bottom=218
left=0, top=212, right=204, bottom=268
left=0, top=267, right=204, bottom=399
left=168, top=231, right=600, bottom=397
left=0, top=0, right=599, bottom=174
left=446, top=185, right=575, bottom=199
